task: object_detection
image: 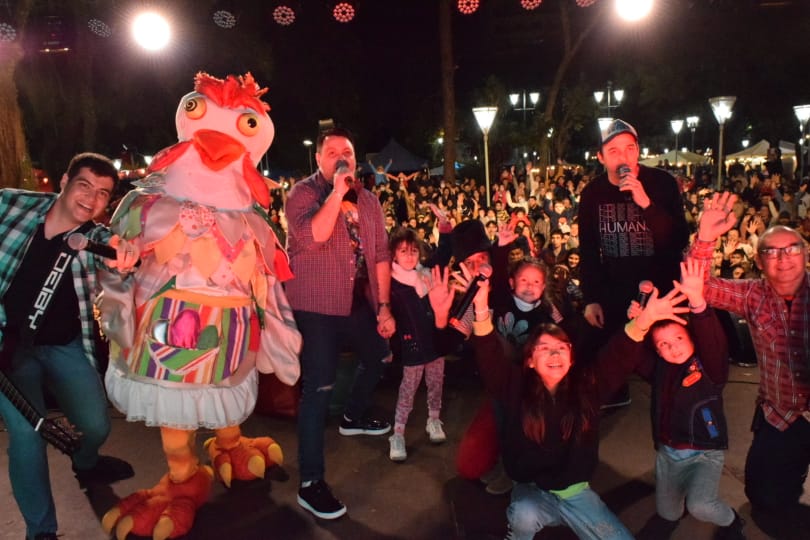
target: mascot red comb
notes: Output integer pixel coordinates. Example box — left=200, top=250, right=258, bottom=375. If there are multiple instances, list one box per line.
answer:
left=97, top=72, right=300, bottom=539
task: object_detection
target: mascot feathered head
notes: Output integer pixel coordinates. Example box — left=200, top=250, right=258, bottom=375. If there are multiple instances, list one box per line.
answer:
left=149, top=72, right=276, bottom=208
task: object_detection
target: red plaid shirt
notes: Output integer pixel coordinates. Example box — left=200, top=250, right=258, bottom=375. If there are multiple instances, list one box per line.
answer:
left=690, top=239, right=810, bottom=431
left=284, top=173, right=390, bottom=316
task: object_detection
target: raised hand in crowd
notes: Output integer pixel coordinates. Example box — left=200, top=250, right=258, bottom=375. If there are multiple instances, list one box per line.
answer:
left=496, top=222, right=518, bottom=247
left=427, top=265, right=461, bottom=328
left=627, top=285, right=690, bottom=332
left=697, top=191, right=739, bottom=242
left=672, top=258, right=707, bottom=311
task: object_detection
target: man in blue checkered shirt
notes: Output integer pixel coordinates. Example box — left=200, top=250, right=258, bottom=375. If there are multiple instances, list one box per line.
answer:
left=0, top=152, right=139, bottom=540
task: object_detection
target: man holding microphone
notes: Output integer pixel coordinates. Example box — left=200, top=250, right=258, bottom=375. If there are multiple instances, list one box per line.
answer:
left=577, top=120, right=689, bottom=408
left=285, top=127, right=395, bottom=520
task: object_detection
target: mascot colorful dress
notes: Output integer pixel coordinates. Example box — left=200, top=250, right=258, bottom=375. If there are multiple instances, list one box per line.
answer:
left=97, top=72, right=301, bottom=539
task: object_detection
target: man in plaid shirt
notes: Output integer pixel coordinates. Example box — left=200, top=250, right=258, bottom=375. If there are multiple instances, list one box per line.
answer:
left=285, top=128, right=396, bottom=520
left=690, top=191, right=810, bottom=538
left=0, top=153, right=139, bottom=540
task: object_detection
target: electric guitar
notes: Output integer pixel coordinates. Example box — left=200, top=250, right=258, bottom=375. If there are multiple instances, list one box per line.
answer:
left=0, top=369, right=82, bottom=456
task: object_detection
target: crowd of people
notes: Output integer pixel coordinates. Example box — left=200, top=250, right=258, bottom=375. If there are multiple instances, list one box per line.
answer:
left=2, top=120, right=810, bottom=539
left=273, top=122, right=810, bottom=538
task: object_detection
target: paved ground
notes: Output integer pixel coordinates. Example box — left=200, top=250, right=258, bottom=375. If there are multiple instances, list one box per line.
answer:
left=1, top=361, right=807, bottom=539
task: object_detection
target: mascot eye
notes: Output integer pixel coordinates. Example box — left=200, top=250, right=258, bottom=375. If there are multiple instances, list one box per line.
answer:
left=183, top=97, right=207, bottom=119
left=237, top=113, right=261, bottom=136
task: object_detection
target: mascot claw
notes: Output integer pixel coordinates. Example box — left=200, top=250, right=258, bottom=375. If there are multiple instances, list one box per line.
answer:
left=102, top=468, right=213, bottom=539
left=204, top=436, right=283, bottom=487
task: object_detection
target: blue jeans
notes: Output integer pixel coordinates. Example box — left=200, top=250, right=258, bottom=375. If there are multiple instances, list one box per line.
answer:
left=506, top=483, right=633, bottom=540
left=0, top=337, right=111, bottom=538
left=655, top=446, right=734, bottom=526
left=294, top=303, right=389, bottom=483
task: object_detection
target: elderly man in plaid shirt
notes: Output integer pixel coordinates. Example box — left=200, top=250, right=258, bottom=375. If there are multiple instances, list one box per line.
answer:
left=0, top=153, right=139, bottom=540
left=285, top=128, right=396, bottom=521
left=690, top=191, right=810, bottom=538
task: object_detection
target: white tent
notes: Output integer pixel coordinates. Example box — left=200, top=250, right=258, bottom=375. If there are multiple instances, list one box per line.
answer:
left=640, top=149, right=709, bottom=167
left=726, top=139, right=795, bottom=161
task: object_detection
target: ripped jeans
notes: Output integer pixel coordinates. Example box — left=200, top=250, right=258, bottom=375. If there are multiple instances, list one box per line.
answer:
left=294, top=306, right=389, bottom=483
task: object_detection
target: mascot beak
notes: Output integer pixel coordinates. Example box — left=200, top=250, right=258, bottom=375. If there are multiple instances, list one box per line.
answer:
left=192, top=129, right=246, bottom=171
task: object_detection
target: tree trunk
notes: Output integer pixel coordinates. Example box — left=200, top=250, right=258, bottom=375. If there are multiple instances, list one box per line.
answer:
left=439, top=0, right=457, bottom=184
left=538, top=0, right=604, bottom=183
left=0, top=1, right=35, bottom=189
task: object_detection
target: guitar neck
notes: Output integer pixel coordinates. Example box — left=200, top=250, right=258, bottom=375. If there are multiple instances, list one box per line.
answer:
left=0, top=370, right=44, bottom=428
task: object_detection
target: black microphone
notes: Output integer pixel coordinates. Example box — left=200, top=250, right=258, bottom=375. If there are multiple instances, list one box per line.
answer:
left=66, top=233, right=117, bottom=259
left=637, top=280, right=654, bottom=308
left=335, top=159, right=354, bottom=186
left=617, top=163, right=633, bottom=201
left=449, top=264, right=493, bottom=326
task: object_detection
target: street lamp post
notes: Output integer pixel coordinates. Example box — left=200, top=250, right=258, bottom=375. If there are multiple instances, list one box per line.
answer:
left=670, top=119, right=684, bottom=171
left=686, top=115, right=699, bottom=152
left=594, top=82, right=624, bottom=146
left=709, top=96, right=736, bottom=189
left=509, top=91, right=540, bottom=127
left=793, top=104, right=810, bottom=179
left=594, top=81, right=625, bottom=120
left=303, top=139, right=313, bottom=174
left=473, top=106, right=498, bottom=207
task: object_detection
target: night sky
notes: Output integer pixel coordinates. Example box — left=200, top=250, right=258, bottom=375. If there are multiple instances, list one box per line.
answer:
left=15, top=0, right=810, bottom=176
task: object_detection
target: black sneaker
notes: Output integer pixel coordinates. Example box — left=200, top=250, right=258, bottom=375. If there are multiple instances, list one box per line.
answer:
left=338, top=415, right=391, bottom=436
left=30, top=534, right=58, bottom=540
left=297, top=480, right=347, bottom=519
left=715, top=510, right=746, bottom=540
left=73, top=455, right=134, bottom=485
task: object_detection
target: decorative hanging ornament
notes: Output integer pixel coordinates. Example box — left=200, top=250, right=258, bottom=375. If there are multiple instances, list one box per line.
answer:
left=273, top=5, right=295, bottom=26
left=457, top=0, right=480, bottom=14
left=575, top=0, right=597, bottom=7
left=521, top=0, right=542, bottom=9
left=333, top=2, right=355, bottom=23
left=0, top=21, right=16, bottom=42
left=213, top=9, right=237, bottom=29
left=87, top=18, right=112, bottom=37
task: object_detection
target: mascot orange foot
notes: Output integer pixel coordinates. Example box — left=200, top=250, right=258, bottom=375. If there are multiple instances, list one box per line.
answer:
left=102, top=468, right=212, bottom=540
left=204, top=425, right=283, bottom=487
left=102, top=426, right=282, bottom=539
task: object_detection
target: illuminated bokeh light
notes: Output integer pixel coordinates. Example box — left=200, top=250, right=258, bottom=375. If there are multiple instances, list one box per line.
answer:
left=333, top=2, right=355, bottom=23
left=457, top=0, right=480, bottom=15
left=521, top=0, right=542, bottom=10
left=615, top=0, right=654, bottom=21
left=213, top=9, right=237, bottom=29
left=131, top=12, right=171, bottom=51
left=273, top=6, right=296, bottom=26
left=0, top=22, right=16, bottom=42
left=87, top=18, right=112, bottom=38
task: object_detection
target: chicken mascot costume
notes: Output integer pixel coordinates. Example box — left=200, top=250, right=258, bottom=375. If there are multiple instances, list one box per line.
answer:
left=96, top=72, right=301, bottom=539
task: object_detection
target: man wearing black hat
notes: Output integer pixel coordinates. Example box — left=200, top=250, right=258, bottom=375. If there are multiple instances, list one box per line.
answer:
left=577, top=119, right=689, bottom=408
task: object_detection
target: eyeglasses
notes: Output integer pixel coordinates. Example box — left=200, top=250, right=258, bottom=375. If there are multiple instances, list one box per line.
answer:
left=758, top=243, right=803, bottom=260
left=533, top=343, right=571, bottom=357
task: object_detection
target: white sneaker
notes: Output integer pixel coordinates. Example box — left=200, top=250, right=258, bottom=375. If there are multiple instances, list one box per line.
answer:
left=389, top=433, right=407, bottom=461
left=426, top=418, right=446, bottom=443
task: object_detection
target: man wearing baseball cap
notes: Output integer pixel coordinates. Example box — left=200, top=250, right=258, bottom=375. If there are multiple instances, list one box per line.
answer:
left=577, top=119, right=690, bottom=408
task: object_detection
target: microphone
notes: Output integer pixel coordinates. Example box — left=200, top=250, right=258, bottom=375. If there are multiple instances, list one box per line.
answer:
left=66, top=233, right=117, bottom=259
left=335, top=159, right=354, bottom=186
left=449, top=264, right=493, bottom=326
left=617, top=164, right=633, bottom=201
left=637, top=280, right=654, bottom=308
